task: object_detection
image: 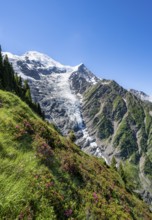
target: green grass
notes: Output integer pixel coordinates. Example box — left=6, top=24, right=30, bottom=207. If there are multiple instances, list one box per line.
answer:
left=112, top=96, right=127, bottom=121
left=123, top=160, right=141, bottom=190
left=114, top=118, right=138, bottom=159
left=97, top=114, right=114, bottom=139
left=0, top=90, right=152, bottom=219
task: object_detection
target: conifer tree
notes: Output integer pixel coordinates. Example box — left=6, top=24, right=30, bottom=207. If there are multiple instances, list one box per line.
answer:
left=24, top=80, right=29, bottom=91
left=25, top=88, right=32, bottom=102
left=0, top=45, right=44, bottom=119
left=3, top=55, right=16, bottom=91
left=0, top=45, right=4, bottom=88
left=37, top=103, right=42, bottom=115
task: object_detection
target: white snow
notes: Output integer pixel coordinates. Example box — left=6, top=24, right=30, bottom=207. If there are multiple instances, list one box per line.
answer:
left=149, top=111, right=152, bottom=116
left=140, top=95, right=152, bottom=103
left=89, top=77, right=97, bottom=85
left=2, top=52, right=20, bottom=60
left=3, top=52, right=36, bottom=80
left=82, top=128, right=97, bottom=146
left=93, top=147, right=109, bottom=164
left=3, top=51, right=100, bottom=87
left=148, top=96, right=152, bottom=103
left=3, top=51, right=81, bottom=73
left=80, top=128, right=108, bottom=164
left=24, top=51, right=67, bottom=69
left=40, top=69, right=83, bottom=126
left=140, top=95, right=151, bottom=102
left=123, top=98, right=127, bottom=103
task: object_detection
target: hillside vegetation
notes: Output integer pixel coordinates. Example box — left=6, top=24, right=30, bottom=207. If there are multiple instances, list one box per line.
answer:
left=0, top=90, right=152, bottom=219
left=83, top=80, right=152, bottom=203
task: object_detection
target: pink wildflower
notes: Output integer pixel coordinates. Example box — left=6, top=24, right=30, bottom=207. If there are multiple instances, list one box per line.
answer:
left=93, top=192, right=98, bottom=202
left=64, top=209, right=73, bottom=217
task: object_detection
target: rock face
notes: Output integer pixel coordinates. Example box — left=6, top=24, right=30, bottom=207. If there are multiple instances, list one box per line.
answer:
left=69, top=63, right=98, bottom=94
left=4, top=51, right=152, bottom=207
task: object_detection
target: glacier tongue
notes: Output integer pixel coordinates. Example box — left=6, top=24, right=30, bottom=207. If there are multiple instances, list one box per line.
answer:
left=45, top=70, right=83, bottom=126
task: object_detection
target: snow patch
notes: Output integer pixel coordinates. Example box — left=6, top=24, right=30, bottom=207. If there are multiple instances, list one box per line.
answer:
left=123, top=98, right=127, bottom=103
left=149, top=111, right=152, bottom=116
left=89, top=77, right=97, bottom=85
left=148, top=96, right=152, bottom=103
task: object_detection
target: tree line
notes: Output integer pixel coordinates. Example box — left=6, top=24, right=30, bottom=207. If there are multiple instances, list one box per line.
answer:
left=0, top=46, right=44, bottom=118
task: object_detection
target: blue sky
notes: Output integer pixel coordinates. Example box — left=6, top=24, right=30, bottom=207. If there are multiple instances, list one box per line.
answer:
left=0, top=0, right=152, bottom=94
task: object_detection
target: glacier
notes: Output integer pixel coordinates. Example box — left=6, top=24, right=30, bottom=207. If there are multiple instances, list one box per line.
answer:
left=3, top=51, right=109, bottom=162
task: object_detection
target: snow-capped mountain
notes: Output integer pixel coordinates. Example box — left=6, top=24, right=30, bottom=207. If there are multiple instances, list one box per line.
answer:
left=4, top=51, right=102, bottom=157
left=130, top=89, right=152, bottom=102
left=3, top=51, right=75, bottom=80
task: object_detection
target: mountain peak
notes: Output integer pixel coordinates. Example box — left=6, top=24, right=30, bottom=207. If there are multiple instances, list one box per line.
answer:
left=24, top=50, right=43, bottom=56
left=23, top=51, right=65, bottom=69
left=72, top=63, right=85, bottom=72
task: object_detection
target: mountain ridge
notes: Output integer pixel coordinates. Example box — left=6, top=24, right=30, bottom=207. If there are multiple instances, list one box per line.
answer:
left=4, top=51, right=151, bottom=100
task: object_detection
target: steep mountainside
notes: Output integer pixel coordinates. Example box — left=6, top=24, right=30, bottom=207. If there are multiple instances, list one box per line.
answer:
left=1, top=90, right=152, bottom=219
left=5, top=51, right=152, bottom=207
left=83, top=80, right=152, bottom=205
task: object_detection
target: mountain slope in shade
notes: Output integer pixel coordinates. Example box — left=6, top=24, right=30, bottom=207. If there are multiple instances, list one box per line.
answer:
left=0, top=89, right=152, bottom=219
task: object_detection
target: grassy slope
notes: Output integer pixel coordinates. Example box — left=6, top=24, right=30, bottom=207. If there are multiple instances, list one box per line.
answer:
left=0, top=90, right=152, bottom=220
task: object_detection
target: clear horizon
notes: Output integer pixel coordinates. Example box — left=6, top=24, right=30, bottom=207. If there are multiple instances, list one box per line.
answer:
left=0, top=0, right=152, bottom=95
